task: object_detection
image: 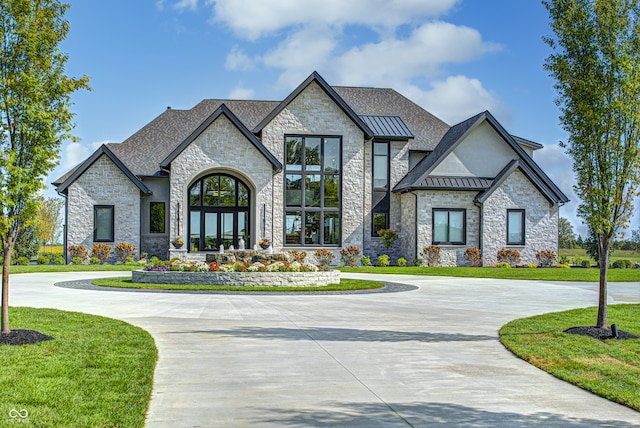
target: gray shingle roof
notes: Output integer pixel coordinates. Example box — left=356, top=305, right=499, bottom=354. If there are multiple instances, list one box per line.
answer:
left=54, top=77, right=450, bottom=188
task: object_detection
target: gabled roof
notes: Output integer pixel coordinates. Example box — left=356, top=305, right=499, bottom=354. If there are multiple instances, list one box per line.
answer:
left=253, top=71, right=374, bottom=139
left=160, top=103, right=282, bottom=171
left=474, top=159, right=560, bottom=204
left=360, top=115, right=414, bottom=140
left=512, top=135, right=544, bottom=151
left=393, top=110, right=569, bottom=203
left=56, top=144, right=152, bottom=195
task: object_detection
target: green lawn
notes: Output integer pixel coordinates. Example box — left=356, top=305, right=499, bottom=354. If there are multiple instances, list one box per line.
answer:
left=500, top=304, right=640, bottom=411
left=338, top=266, right=640, bottom=282
left=93, top=277, right=384, bottom=292
left=6, top=264, right=139, bottom=274
left=559, top=248, right=640, bottom=264
left=0, top=307, right=157, bottom=427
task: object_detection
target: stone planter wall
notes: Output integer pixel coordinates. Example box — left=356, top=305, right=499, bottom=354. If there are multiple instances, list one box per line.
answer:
left=132, top=269, right=341, bottom=287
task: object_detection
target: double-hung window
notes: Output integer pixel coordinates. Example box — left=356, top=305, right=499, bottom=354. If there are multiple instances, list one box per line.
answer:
left=432, top=209, right=466, bottom=245
left=284, top=135, right=341, bottom=246
left=94, top=205, right=114, bottom=242
left=507, top=209, right=525, bottom=245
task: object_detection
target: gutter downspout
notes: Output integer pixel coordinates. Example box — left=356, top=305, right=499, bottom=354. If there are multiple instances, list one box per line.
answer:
left=410, top=191, right=419, bottom=262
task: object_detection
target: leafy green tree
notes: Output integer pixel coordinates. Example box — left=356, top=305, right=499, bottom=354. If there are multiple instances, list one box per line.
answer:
left=35, top=195, right=64, bottom=253
left=12, top=225, right=39, bottom=260
left=544, top=0, right=640, bottom=327
left=0, top=0, right=89, bottom=334
left=558, top=217, right=577, bottom=249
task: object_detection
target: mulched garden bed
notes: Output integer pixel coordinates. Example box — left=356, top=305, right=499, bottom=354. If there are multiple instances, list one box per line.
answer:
left=0, top=329, right=53, bottom=345
left=564, top=326, right=638, bottom=341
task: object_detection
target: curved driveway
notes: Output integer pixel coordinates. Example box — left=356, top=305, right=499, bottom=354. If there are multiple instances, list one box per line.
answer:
left=9, top=272, right=640, bottom=427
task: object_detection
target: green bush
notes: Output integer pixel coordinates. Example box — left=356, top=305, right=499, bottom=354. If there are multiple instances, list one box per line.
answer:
left=13, top=256, right=30, bottom=265
left=413, top=258, right=423, bottom=266
left=71, top=257, right=84, bottom=265
left=52, top=256, right=65, bottom=265
left=527, top=263, right=537, bottom=269
left=556, top=263, right=571, bottom=268
left=611, top=259, right=633, bottom=269
left=124, top=256, right=136, bottom=266
left=37, top=255, right=50, bottom=265
left=376, top=254, right=390, bottom=267
left=89, top=256, right=101, bottom=265
left=495, top=262, right=511, bottom=269
left=581, top=259, right=591, bottom=268
left=360, top=255, right=372, bottom=266
left=396, top=256, right=407, bottom=267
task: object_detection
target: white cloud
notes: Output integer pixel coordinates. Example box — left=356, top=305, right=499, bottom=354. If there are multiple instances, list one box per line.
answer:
left=227, top=86, right=255, bottom=99
left=224, top=46, right=255, bottom=71
left=59, top=140, right=113, bottom=173
left=208, top=0, right=461, bottom=40
left=396, top=75, right=505, bottom=125
left=173, top=0, right=198, bottom=12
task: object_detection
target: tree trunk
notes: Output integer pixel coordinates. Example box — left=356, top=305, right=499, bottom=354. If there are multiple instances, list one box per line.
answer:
left=1, top=245, right=12, bottom=334
left=596, top=237, right=609, bottom=328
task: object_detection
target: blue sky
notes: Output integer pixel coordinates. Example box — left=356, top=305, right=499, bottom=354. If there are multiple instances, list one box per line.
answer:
left=48, top=0, right=623, bottom=237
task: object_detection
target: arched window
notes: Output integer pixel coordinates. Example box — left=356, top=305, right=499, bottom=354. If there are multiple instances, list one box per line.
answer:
left=188, top=174, right=250, bottom=251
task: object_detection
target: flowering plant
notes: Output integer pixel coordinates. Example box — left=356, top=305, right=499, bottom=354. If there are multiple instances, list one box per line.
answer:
left=259, top=238, right=271, bottom=246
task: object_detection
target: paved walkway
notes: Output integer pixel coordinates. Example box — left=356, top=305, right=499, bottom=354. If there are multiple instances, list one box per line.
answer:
left=8, top=272, right=640, bottom=427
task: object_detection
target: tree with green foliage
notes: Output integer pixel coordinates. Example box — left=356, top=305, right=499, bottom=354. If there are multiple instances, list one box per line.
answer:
left=558, top=217, right=577, bottom=249
left=13, top=225, right=39, bottom=260
left=544, top=0, right=640, bottom=328
left=0, top=0, right=89, bottom=334
left=35, top=195, right=64, bottom=253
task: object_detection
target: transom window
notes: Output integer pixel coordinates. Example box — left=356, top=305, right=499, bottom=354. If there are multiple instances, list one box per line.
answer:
left=284, top=135, right=341, bottom=246
left=188, top=174, right=250, bottom=251
left=432, top=209, right=466, bottom=245
left=507, top=209, right=525, bottom=245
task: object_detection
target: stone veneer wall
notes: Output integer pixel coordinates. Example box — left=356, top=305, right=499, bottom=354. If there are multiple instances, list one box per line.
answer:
left=132, top=269, right=341, bottom=287
left=66, top=154, right=141, bottom=262
left=399, top=192, right=417, bottom=262
left=482, top=169, right=558, bottom=265
left=169, top=114, right=274, bottom=250
left=260, top=81, right=365, bottom=252
left=415, top=190, right=480, bottom=266
left=140, top=177, right=170, bottom=259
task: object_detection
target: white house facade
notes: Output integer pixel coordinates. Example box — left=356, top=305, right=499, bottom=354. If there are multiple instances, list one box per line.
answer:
left=54, top=72, right=568, bottom=266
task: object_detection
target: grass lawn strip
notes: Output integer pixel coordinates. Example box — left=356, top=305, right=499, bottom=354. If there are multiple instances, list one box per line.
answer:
left=92, top=277, right=384, bottom=292
left=0, top=307, right=157, bottom=427
left=339, top=266, right=640, bottom=282
left=500, top=304, right=640, bottom=411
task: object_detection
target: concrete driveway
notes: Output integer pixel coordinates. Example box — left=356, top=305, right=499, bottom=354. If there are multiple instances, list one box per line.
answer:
left=8, top=272, right=640, bottom=427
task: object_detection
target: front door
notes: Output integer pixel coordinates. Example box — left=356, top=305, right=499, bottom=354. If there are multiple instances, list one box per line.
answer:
left=188, top=174, right=250, bottom=251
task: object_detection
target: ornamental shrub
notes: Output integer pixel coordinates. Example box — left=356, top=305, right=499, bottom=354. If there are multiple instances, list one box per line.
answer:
left=91, top=243, right=112, bottom=264
left=124, top=256, right=136, bottom=265
left=377, top=229, right=398, bottom=250
left=314, top=248, right=336, bottom=267
left=556, top=263, right=570, bottom=269
left=581, top=259, right=591, bottom=268
left=420, top=246, right=441, bottom=267
left=396, top=256, right=408, bottom=267
left=52, top=255, right=65, bottom=265
left=360, top=255, right=372, bottom=266
left=535, top=249, right=557, bottom=267
left=376, top=254, right=390, bottom=267
left=114, top=242, right=136, bottom=263
left=287, top=250, right=307, bottom=263
left=13, top=256, right=29, bottom=265
left=497, top=248, right=521, bottom=267
left=339, top=245, right=361, bottom=267
left=89, top=256, right=101, bottom=265
left=37, top=255, right=50, bottom=265
left=413, top=258, right=423, bottom=266
left=495, top=262, right=511, bottom=268
left=71, top=257, right=84, bottom=265
left=463, top=247, right=482, bottom=267
left=69, top=245, right=88, bottom=261
left=527, top=263, right=537, bottom=269
left=611, top=259, right=633, bottom=269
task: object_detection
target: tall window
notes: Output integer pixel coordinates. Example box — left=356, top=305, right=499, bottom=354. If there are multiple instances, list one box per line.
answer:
left=284, top=135, right=341, bottom=246
left=372, top=141, right=390, bottom=236
left=188, top=174, right=250, bottom=251
left=94, top=205, right=114, bottom=242
left=507, top=209, right=525, bottom=245
left=432, top=209, right=466, bottom=245
left=150, top=202, right=166, bottom=233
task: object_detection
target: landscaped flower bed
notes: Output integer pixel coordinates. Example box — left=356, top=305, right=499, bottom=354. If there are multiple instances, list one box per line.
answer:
left=135, top=260, right=340, bottom=287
